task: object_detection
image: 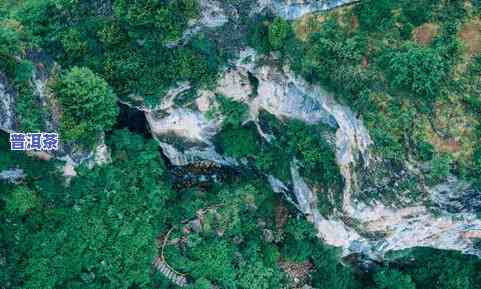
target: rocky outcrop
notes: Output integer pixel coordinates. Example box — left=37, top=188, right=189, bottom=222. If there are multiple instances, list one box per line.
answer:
left=218, top=49, right=372, bottom=211
left=138, top=48, right=481, bottom=260
left=256, top=0, right=357, bottom=20
left=430, top=176, right=481, bottom=214
left=146, top=108, right=219, bottom=145
left=287, top=160, right=481, bottom=259
left=168, top=0, right=228, bottom=47
left=0, top=73, right=16, bottom=131
left=0, top=169, right=25, bottom=183
left=159, top=142, right=237, bottom=167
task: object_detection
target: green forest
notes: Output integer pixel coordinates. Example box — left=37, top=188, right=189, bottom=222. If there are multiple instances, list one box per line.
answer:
left=1, top=0, right=481, bottom=289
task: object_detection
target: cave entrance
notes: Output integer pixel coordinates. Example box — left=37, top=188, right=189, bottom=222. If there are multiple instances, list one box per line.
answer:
left=115, top=103, right=151, bottom=138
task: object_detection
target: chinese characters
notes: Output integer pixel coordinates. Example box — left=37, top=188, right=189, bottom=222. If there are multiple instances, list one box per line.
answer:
left=9, top=133, right=59, bottom=151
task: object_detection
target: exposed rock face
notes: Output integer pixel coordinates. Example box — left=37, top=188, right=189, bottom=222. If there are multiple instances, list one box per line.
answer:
left=290, top=160, right=364, bottom=250
left=218, top=50, right=372, bottom=213
left=158, top=142, right=237, bottom=167
left=146, top=108, right=219, bottom=145
left=288, top=161, right=481, bottom=259
left=139, top=48, right=481, bottom=260
left=0, top=169, right=25, bottom=183
left=430, top=176, right=481, bottom=214
left=1, top=54, right=109, bottom=176
left=257, top=0, right=357, bottom=20
left=169, top=0, right=228, bottom=47
left=0, top=73, right=16, bottom=131
left=194, top=0, right=229, bottom=29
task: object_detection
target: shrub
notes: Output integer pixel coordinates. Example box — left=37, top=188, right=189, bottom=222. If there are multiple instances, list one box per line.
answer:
left=387, top=44, right=447, bottom=101
left=54, top=67, right=119, bottom=146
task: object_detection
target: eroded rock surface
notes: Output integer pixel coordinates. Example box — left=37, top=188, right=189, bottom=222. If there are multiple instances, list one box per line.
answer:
left=0, top=169, right=25, bottom=183
left=137, top=48, right=481, bottom=260
left=0, top=73, right=16, bottom=131
left=257, top=0, right=357, bottom=19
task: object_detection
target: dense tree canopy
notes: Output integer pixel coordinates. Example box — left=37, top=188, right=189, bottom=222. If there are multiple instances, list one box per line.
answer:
left=54, top=67, right=119, bottom=146
left=1, top=1, right=481, bottom=289
left=386, top=44, right=447, bottom=101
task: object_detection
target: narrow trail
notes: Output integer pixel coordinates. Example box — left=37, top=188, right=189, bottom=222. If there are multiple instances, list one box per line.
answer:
left=153, top=228, right=188, bottom=287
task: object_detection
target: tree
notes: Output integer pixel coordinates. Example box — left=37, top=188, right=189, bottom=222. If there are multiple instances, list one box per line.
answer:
left=4, top=186, right=38, bottom=215
left=374, top=269, right=416, bottom=289
left=428, top=153, right=452, bottom=184
left=113, top=0, right=199, bottom=43
left=387, top=44, right=447, bottom=101
left=54, top=67, right=119, bottom=146
left=355, top=0, right=396, bottom=32
left=237, top=261, right=284, bottom=289
left=0, top=21, right=24, bottom=76
left=21, top=130, right=171, bottom=289
left=268, top=17, right=292, bottom=50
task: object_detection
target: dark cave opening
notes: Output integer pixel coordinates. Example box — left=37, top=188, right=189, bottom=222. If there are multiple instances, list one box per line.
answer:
left=115, top=103, right=151, bottom=138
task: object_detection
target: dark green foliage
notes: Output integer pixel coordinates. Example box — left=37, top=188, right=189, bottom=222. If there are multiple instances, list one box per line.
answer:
left=256, top=112, right=341, bottom=193
left=427, top=153, right=453, bottom=185
left=355, top=0, right=396, bottom=32
left=399, top=0, right=435, bottom=26
left=280, top=218, right=359, bottom=288
left=54, top=67, right=119, bottom=146
left=268, top=17, right=293, bottom=50
left=215, top=97, right=262, bottom=159
left=385, top=44, right=448, bottom=101
left=2, top=1, right=481, bottom=289
left=215, top=95, right=249, bottom=129
left=271, top=15, right=372, bottom=102
left=355, top=0, right=437, bottom=32
left=4, top=186, right=39, bottom=216
left=2, top=127, right=481, bottom=289
left=374, top=269, right=416, bottom=289
left=113, top=0, right=199, bottom=43
left=383, top=248, right=481, bottom=289
left=281, top=218, right=317, bottom=261
left=186, top=240, right=237, bottom=285
left=16, top=0, right=223, bottom=107
left=162, top=183, right=287, bottom=288
left=251, top=0, right=475, bottom=178
left=0, top=12, right=47, bottom=132
left=463, top=56, right=481, bottom=187
left=218, top=126, right=260, bottom=158
left=15, top=89, right=46, bottom=132
left=0, top=24, right=23, bottom=76
left=1, top=130, right=173, bottom=289
left=247, top=17, right=273, bottom=54
left=311, top=247, right=359, bottom=289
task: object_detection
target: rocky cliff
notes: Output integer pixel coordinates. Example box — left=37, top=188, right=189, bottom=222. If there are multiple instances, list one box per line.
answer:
left=0, top=73, right=16, bottom=132
left=2, top=0, right=479, bottom=262
left=138, top=45, right=481, bottom=260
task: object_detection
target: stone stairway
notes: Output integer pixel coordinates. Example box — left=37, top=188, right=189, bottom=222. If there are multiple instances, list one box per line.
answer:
left=153, top=256, right=188, bottom=287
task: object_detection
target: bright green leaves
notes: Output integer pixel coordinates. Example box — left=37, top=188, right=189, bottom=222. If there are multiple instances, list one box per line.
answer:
left=4, top=186, right=39, bottom=216
left=355, top=0, right=396, bottom=32
left=268, top=17, right=292, bottom=50
left=17, top=130, right=170, bottom=289
left=54, top=67, right=119, bottom=146
left=60, top=28, right=88, bottom=60
left=188, top=240, right=237, bottom=285
left=237, top=261, right=284, bottom=289
left=374, top=269, right=416, bottom=289
left=113, top=0, right=199, bottom=43
left=387, top=44, right=447, bottom=101
left=15, top=0, right=218, bottom=109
